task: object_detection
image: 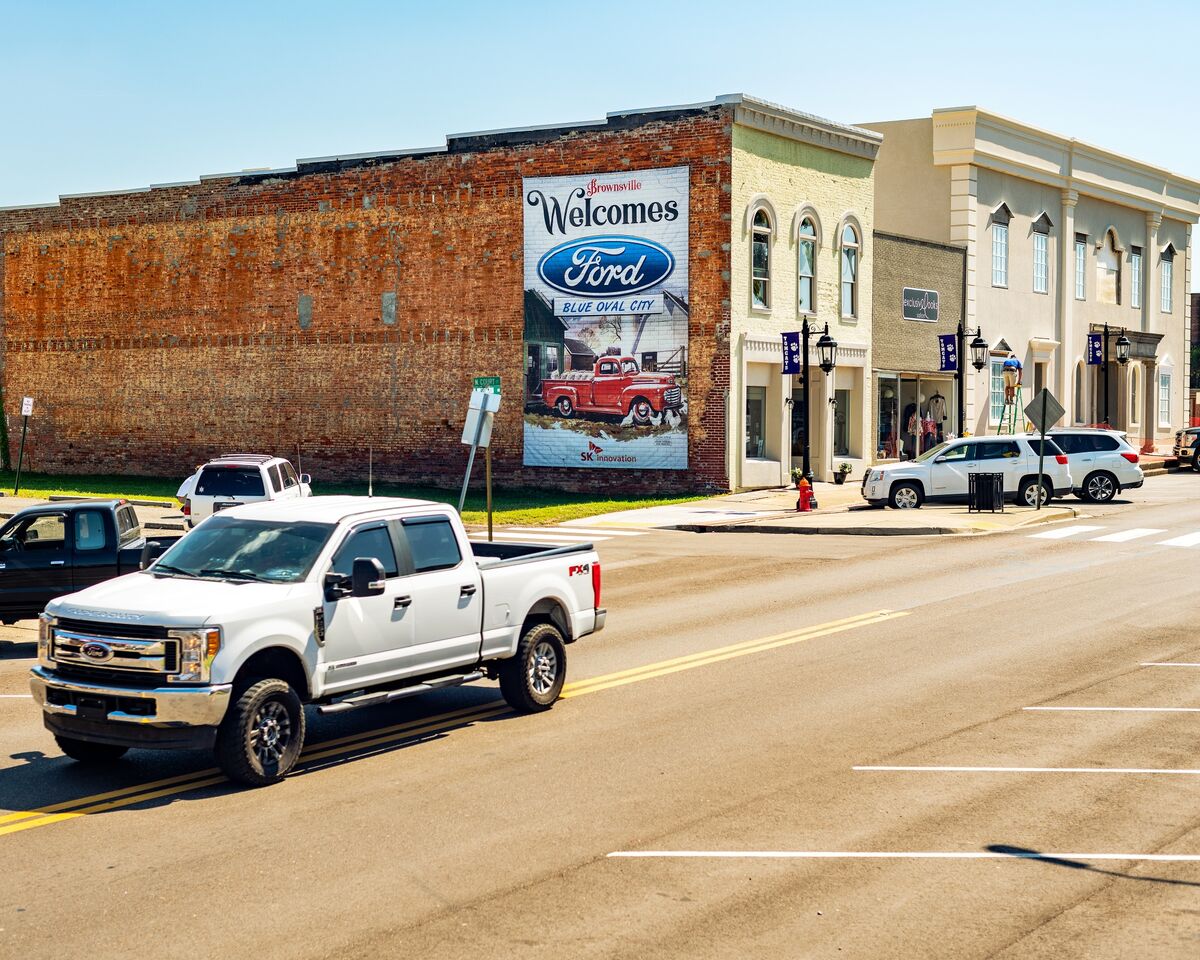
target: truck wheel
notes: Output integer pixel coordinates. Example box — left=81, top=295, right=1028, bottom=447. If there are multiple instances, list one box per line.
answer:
left=499, top=622, right=566, bottom=713
left=629, top=398, right=653, bottom=425
left=555, top=397, right=574, bottom=418
left=215, top=678, right=306, bottom=787
left=55, top=736, right=128, bottom=764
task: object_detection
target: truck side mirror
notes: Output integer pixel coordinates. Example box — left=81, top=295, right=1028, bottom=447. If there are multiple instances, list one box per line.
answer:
left=140, top=540, right=168, bottom=570
left=300, top=473, right=311, bottom=485
left=351, top=557, right=386, bottom=598
left=323, top=571, right=351, bottom=601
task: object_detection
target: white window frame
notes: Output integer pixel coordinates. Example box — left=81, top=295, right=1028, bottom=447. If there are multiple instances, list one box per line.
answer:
left=989, top=357, right=1005, bottom=425
left=1129, top=364, right=1140, bottom=427
left=797, top=217, right=817, bottom=316
left=751, top=208, right=772, bottom=311
left=1130, top=247, right=1142, bottom=310
left=992, top=222, right=1008, bottom=287
left=1032, top=232, right=1048, bottom=294
left=1074, top=234, right=1087, bottom=300
left=839, top=221, right=860, bottom=320
left=1158, top=371, right=1172, bottom=427
left=1160, top=253, right=1174, bottom=314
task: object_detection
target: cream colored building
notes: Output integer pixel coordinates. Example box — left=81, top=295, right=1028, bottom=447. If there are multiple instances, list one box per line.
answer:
left=865, top=108, right=1200, bottom=447
left=729, top=99, right=881, bottom=487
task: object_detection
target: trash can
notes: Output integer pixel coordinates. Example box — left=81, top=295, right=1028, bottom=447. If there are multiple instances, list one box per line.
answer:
left=967, top=472, right=1005, bottom=513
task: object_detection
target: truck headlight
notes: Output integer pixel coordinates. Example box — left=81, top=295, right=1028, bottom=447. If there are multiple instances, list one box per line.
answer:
left=169, top=627, right=221, bottom=683
left=38, top=614, right=56, bottom=668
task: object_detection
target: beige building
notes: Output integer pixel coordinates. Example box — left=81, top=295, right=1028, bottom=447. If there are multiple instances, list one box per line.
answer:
left=865, top=108, right=1200, bottom=448
left=729, top=100, right=880, bottom=487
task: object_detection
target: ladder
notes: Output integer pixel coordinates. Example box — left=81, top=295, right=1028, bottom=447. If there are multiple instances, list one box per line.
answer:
left=998, top=385, right=1024, bottom=435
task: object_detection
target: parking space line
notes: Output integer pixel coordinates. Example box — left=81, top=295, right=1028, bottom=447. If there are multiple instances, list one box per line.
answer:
left=1024, top=706, right=1200, bottom=713
left=855, top=765, right=1200, bottom=775
left=1090, top=528, right=1165, bottom=542
left=607, top=850, right=1200, bottom=862
left=1029, top=526, right=1106, bottom=540
left=1142, top=662, right=1200, bottom=668
left=0, top=694, right=32, bottom=698
left=1158, top=532, right=1200, bottom=548
left=520, top=526, right=646, bottom=537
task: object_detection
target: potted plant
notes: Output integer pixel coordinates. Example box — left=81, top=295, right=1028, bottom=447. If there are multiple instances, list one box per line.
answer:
left=834, top=462, right=853, bottom=485
left=790, top=466, right=805, bottom=488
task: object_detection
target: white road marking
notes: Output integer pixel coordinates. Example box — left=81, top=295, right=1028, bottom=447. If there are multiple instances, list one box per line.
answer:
left=1142, top=662, right=1200, bottom=668
left=470, top=531, right=609, bottom=543
left=855, top=765, right=1200, bottom=775
left=547, top=526, right=647, bottom=537
left=607, top=850, right=1200, bottom=862
left=1024, top=706, right=1200, bottom=713
left=1029, top=525, right=1106, bottom=540
left=1090, top=528, right=1166, bottom=542
left=1158, top=531, right=1200, bottom=548
left=0, top=694, right=32, bottom=698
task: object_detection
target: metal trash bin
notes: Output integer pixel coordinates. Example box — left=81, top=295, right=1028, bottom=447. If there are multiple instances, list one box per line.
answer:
left=967, top=472, right=1005, bottom=513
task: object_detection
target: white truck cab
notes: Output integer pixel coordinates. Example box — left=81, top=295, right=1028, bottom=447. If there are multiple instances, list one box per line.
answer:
left=184, top=454, right=311, bottom=527
left=31, top=497, right=605, bottom=786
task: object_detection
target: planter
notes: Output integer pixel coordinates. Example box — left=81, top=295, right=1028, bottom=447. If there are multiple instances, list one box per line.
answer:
left=833, top=473, right=847, bottom=485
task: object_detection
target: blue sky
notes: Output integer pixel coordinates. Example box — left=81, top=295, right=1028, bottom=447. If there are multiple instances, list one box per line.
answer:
left=3, top=0, right=1195, bottom=282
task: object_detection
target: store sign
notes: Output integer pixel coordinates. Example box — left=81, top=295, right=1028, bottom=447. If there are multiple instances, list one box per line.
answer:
left=902, top=287, right=939, bottom=323
left=522, top=166, right=689, bottom=471
left=938, top=334, right=958, bottom=372
left=782, top=332, right=801, bottom=375
left=1086, top=332, right=1103, bottom=365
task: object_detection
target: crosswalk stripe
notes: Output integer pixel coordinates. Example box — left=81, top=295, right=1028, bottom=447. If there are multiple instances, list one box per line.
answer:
left=540, top=526, right=647, bottom=537
left=1029, top=525, right=1106, bottom=540
left=1090, top=528, right=1166, bottom=543
left=1158, top=531, right=1200, bottom=548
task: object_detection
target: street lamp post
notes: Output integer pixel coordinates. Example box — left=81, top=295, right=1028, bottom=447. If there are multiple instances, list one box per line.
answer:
left=955, top=323, right=989, bottom=437
left=801, top=317, right=838, bottom=483
left=1101, top=323, right=1131, bottom=426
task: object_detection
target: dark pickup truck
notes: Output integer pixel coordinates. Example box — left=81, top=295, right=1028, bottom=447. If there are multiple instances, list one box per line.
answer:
left=0, top=499, right=180, bottom=624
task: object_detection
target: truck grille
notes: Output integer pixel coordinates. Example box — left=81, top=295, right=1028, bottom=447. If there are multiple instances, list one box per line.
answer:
left=664, top=387, right=682, bottom=407
left=51, top=619, right=178, bottom=682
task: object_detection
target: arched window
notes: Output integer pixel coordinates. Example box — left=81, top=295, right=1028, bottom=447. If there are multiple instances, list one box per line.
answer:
left=840, top=222, right=860, bottom=319
left=1130, top=364, right=1141, bottom=426
left=797, top=217, right=817, bottom=314
left=1074, top=361, right=1085, bottom=423
left=752, top=209, right=771, bottom=309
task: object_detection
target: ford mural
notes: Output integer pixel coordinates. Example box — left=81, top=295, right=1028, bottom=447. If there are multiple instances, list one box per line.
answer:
left=523, top=166, right=689, bottom=471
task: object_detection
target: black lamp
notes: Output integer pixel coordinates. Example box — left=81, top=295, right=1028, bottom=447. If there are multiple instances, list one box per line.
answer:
left=1115, top=330, right=1131, bottom=365
left=969, top=331, right=989, bottom=371
left=816, top=327, right=838, bottom=374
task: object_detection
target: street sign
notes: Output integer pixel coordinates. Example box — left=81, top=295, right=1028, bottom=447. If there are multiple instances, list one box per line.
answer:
left=938, top=334, right=958, bottom=372
left=781, top=332, right=801, bottom=375
left=1086, top=332, right=1102, bottom=365
left=20, top=397, right=33, bottom=417
left=473, top=376, right=501, bottom=395
left=1024, top=388, right=1065, bottom=436
left=461, top=389, right=501, bottom=447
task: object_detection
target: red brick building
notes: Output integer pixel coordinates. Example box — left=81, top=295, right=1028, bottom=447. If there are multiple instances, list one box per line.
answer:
left=0, top=101, right=736, bottom=493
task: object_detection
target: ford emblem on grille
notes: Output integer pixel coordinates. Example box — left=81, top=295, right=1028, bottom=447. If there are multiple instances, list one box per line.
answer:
left=81, top=641, right=113, bottom=662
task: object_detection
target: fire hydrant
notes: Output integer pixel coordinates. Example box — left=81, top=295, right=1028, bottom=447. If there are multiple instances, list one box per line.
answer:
left=796, top=477, right=813, bottom=512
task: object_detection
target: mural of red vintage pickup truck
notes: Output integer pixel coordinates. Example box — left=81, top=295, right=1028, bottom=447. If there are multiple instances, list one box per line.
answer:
left=541, top=356, right=683, bottom=425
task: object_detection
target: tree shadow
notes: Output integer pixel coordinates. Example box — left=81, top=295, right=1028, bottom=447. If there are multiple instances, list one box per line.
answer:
left=1, top=640, right=36, bottom=661
left=986, top=844, right=1200, bottom=889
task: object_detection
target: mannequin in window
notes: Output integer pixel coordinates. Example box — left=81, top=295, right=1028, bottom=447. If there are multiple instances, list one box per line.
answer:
left=902, top=401, right=918, bottom=459
left=928, top=391, right=947, bottom=444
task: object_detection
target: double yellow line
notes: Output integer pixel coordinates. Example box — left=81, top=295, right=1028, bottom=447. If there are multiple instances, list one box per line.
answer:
left=1, top=609, right=906, bottom=839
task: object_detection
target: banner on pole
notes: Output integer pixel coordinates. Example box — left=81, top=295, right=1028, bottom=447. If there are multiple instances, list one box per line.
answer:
left=1087, top=332, right=1103, bottom=365
left=782, top=332, right=802, bottom=375
left=938, top=334, right=958, bottom=372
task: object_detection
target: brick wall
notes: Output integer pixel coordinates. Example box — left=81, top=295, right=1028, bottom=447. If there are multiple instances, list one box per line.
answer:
left=871, top=231, right=964, bottom=372
left=0, top=109, right=733, bottom=493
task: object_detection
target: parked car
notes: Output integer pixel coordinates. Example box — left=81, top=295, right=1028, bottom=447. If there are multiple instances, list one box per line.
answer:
left=1172, top=426, right=1200, bottom=469
left=540, top=356, right=682, bottom=425
left=185, top=454, right=311, bottom=527
left=30, top=496, right=605, bottom=786
left=860, top=434, right=1072, bottom=509
left=1048, top=428, right=1144, bottom=502
left=0, top=500, right=179, bottom=625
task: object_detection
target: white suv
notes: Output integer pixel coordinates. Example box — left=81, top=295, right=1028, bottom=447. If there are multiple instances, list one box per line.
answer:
left=861, top=434, right=1072, bottom=509
left=1048, top=428, right=1144, bottom=502
left=184, top=455, right=312, bottom=527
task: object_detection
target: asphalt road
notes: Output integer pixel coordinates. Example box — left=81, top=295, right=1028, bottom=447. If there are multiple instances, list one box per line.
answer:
left=1, top=474, right=1198, bottom=958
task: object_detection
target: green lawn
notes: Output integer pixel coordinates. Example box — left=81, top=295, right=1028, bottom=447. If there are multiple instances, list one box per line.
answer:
left=0, top=470, right=706, bottom=526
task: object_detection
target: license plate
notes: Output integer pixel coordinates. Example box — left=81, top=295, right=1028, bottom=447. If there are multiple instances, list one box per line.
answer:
left=77, top=696, right=110, bottom=720
left=212, top=501, right=242, bottom=513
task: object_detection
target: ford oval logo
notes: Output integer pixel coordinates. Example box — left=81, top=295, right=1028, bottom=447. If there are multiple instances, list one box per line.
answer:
left=81, top=641, right=113, bottom=663
left=537, top=235, right=674, bottom=298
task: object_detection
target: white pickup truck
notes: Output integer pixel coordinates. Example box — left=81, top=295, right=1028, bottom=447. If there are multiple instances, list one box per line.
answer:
left=30, top=497, right=605, bottom=786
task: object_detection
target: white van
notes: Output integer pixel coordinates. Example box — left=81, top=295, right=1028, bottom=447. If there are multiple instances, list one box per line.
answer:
left=184, top=455, right=311, bottom=527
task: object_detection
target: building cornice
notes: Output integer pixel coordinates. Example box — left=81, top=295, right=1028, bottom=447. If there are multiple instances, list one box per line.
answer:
left=727, top=94, right=882, bottom=161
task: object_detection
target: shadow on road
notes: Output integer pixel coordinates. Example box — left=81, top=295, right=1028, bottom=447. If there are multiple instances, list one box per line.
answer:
left=1, top=641, right=36, bottom=661
left=987, top=844, right=1200, bottom=889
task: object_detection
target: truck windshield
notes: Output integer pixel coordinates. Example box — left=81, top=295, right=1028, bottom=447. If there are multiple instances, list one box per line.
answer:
left=196, top=467, right=266, bottom=498
left=153, top=517, right=333, bottom=583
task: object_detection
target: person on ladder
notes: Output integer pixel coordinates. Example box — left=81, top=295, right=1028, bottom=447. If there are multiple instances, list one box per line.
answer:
left=1001, top=353, right=1023, bottom=432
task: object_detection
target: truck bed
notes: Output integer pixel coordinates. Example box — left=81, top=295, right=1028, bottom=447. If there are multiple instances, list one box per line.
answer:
left=469, top=539, right=593, bottom=566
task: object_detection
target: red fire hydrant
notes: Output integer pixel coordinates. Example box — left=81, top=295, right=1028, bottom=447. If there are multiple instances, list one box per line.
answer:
left=796, top=477, right=813, bottom=512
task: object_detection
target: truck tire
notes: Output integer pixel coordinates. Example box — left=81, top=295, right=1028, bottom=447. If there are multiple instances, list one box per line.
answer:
left=55, top=736, right=128, bottom=764
left=555, top=397, right=574, bottom=418
left=215, top=678, right=306, bottom=787
left=499, top=622, right=566, bottom=713
left=629, top=398, right=653, bottom=425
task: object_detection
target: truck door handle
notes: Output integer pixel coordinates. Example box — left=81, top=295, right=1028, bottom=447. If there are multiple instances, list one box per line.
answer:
left=460, top=584, right=477, bottom=597
left=393, top=595, right=412, bottom=609
left=51, top=560, right=66, bottom=566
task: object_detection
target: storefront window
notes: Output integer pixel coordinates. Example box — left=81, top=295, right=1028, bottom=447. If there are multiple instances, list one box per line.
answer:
left=876, top=372, right=954, bottom=461
left=834, top=389, right=851, bottom=457
left=876, top=373, right=900, bottom=459
left=746, top=386, right=767, bottom=458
